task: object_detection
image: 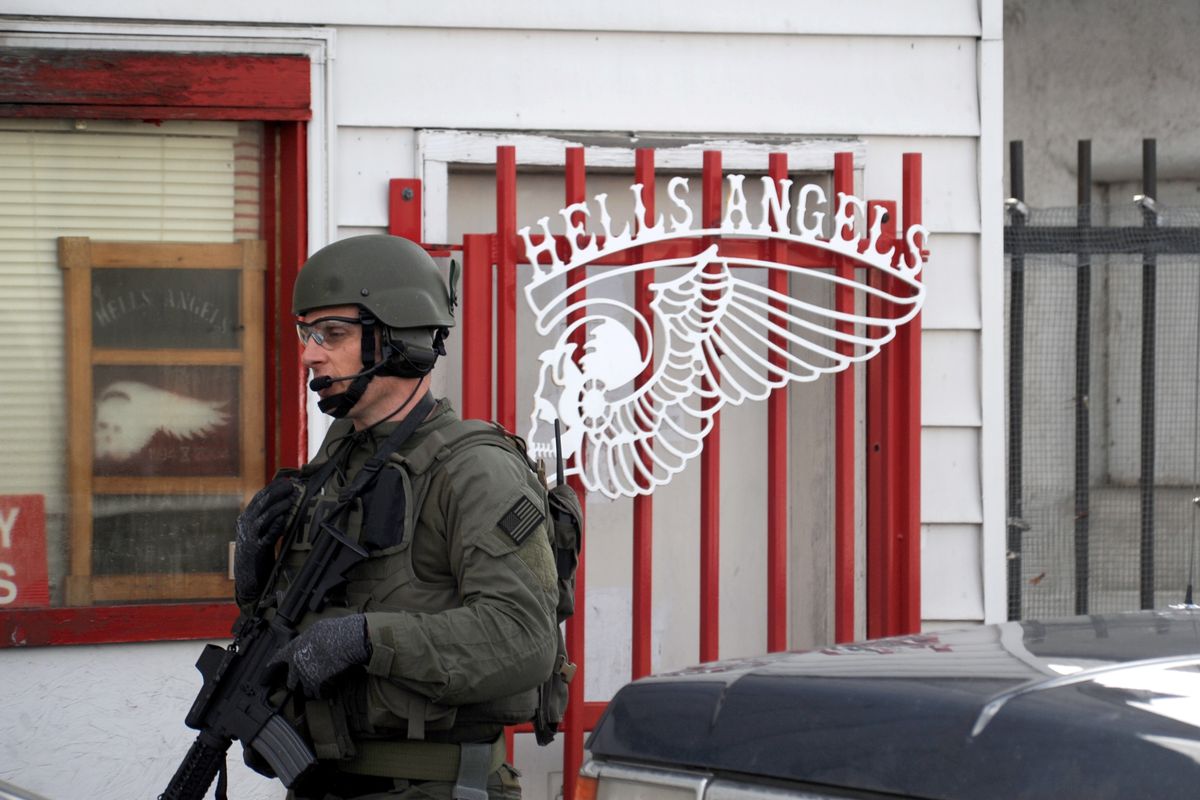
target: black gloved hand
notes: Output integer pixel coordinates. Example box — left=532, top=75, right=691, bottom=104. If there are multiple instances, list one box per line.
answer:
left=267, top=614, right=372, bottom=698
left=233, top=476, right=301, bottom=604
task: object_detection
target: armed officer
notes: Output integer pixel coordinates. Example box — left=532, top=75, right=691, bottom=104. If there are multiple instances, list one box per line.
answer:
left=233, top=235, right=560, bottom=800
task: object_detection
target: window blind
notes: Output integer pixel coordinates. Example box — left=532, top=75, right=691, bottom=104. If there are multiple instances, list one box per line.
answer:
left=0, top=120, right=254, bottom=511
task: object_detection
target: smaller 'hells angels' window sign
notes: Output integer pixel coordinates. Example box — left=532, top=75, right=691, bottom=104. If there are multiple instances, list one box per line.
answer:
left=58, top=237, right=264, bottom=604
left=91, top=268, right=241, bottom=349
left=519, top=174, right=929, bottom=499
left=89, top=266, right=243, bottom=477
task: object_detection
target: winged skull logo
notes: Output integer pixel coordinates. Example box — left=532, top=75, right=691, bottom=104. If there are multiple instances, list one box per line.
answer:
left=94, top=381, right=230, bottom=460
left=521, top=175, right=928, bottom=499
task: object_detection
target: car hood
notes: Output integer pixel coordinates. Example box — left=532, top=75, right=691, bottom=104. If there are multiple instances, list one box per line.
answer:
left=587, top=610, right=1200, bottom=800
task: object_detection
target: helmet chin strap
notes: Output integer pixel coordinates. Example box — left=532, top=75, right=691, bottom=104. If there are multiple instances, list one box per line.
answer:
left=317, top=372, right=373, bottom=418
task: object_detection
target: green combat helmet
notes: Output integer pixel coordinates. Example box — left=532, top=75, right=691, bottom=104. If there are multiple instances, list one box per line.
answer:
left=293, top=235, right=458, bottom=418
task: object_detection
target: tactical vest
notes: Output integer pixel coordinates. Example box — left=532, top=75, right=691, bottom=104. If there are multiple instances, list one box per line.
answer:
left=280, top=412, right=554, bottom=760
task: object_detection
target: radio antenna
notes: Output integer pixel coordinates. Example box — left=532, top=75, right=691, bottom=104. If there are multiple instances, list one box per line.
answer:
left=554, top=419, right=565, bottom=487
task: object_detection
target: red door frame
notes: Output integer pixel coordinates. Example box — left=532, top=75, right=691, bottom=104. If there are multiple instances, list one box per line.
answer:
left=392, top=145, right=924, bottom=799
left=0, top=49, right=311, bottom=647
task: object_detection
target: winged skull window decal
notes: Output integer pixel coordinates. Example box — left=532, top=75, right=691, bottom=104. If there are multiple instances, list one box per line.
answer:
left=520, top=174, right=928, bottom=499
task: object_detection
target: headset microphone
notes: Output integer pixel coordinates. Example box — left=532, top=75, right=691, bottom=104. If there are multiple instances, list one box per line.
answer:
left=308, top=361, right=387, bottom=392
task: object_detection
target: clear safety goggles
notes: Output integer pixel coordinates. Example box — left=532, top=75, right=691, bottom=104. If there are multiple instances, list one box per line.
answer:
left=295, top=316, right=363, bottom=350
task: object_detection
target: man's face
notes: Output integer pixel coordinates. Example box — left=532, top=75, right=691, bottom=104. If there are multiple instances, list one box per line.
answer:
left=297, top=305, right=382, bottom=416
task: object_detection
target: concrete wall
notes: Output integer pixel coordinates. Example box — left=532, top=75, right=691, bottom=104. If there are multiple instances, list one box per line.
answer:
left=1005, top=0, right=1200, bottom=204
left=1004, top=0, right=1200, bottom=615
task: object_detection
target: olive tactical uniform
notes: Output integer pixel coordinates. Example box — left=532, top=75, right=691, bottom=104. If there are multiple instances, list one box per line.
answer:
left=234, top=234, right=562, bottom=799
left=260, top=399, right=559, bottom=798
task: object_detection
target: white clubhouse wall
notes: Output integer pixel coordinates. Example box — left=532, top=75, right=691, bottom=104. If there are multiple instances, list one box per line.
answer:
left=0, top=3, right=1002, bottom=798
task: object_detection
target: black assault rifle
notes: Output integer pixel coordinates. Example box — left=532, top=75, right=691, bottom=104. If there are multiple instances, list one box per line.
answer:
left=162, top=393, right=435, bottom=799
left=159, top=517, right=369, bottom=800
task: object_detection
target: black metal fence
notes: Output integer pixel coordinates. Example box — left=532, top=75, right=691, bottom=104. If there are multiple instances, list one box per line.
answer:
left=1006, top=139, right=1200, bottom=620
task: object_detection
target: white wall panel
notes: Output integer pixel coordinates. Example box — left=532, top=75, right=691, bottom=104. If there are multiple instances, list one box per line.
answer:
left=863, top=136, right=981, bottom=234
left=921, top=523, right=984, bottom=620
left=920, top=233, right=982, bottom=330
left=0, top=641, right=279, bottom=800
left=334, top=29, right=980, bottom=136
left=921, top=427, right=983, bottom=524
left=1, top=1, right=983, bottom=36
left=978, top=32, right=1006, bottom=624
left=922, top=330, right=982, bottom=427
left=335, top=127, right=416, bottom=227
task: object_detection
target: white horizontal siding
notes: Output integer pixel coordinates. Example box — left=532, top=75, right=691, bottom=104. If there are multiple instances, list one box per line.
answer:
left=923, top=330, right=982, bottom=427
left=334, top=28, right=980, bottom=136
left=921, top=427, right=983, bottom=524
left=0, top=1, right=984, bottom=36
left=920, top=233, right=982, bottom=330
left=335, top=127, right=417, bottom=228
left=864, top=135, right=981, bottom=234
left=922, top=523, right=985, bottom=620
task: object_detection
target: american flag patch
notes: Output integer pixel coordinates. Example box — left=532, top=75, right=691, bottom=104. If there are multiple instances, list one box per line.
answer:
left=498, top=496, right=543, bottom=545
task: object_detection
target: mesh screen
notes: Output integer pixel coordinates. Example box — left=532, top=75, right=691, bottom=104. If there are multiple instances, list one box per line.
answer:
left=1005, top=205, right=1200, bottom=620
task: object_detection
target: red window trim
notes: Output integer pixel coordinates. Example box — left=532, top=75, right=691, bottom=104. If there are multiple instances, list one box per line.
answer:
left=0, top=49, right=311, bottom=121
left=0, top=49, right=309, bottom=648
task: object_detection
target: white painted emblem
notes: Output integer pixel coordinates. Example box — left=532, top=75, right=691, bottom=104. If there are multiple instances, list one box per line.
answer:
left=520, top=175, right=928, bottom=499
left=94, top=381, right=229, bottom=460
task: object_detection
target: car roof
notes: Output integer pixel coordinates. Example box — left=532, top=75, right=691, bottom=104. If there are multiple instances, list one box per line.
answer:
left=587, top=609, right=1200, bottom=799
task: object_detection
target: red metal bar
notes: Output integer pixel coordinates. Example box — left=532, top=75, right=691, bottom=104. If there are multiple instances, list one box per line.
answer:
left=699, top=150, right=722, bottom=663
left=879, top=200, right=903, bottom=636
left=564, top=471, right=587, bottom=800
left=832, top=152, right=856, bottom=642
left=388, top=178, right=423, bottom=242
left=766, top=152, right=789, bottom=652
left=865, top=316, right=888, bottom=636
left=898, top=153, right=924, bottom=633
left=278, top=121, right=308, bottom=465
left=563, top=146, right=588, bottom=800
left=261, top=124, right=280, bottom=474
left=497, top=146, right=518, bottom=431
left=460, top=234, right=493, bottom=421
left=632, top=148, right=656, bottom=678
left=866, top=199, right=900, bottom=637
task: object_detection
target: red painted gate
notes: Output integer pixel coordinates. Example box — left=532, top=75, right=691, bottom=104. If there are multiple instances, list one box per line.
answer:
left=390, top=145, right=924, bottom=800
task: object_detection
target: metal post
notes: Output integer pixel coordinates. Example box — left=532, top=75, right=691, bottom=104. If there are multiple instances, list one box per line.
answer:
left=1139, top=139, right=1158, bottom=609
left=766, top=152, right=790, bottom=651
left=563, top=147, right=588, bottom=800
left=899, top=153, right=923, bottom=633
left=496, top=147, right=518, bottom=431
left=699, top=150, right=722, bottom=662
left=632, top=149, right=655, bottom=676
left=833, top=152, right=857, bottom=642
left=460, top=234, right=494, bottom=421
left=1074, top=140, right=1092, bottom=615
left=1007, top=140, right=1027, bottom=621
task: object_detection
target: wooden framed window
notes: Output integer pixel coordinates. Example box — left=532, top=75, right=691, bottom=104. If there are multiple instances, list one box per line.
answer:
left=59, top=238, right=265, bottom=605
left=0, top=48, right=311, bottom=646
